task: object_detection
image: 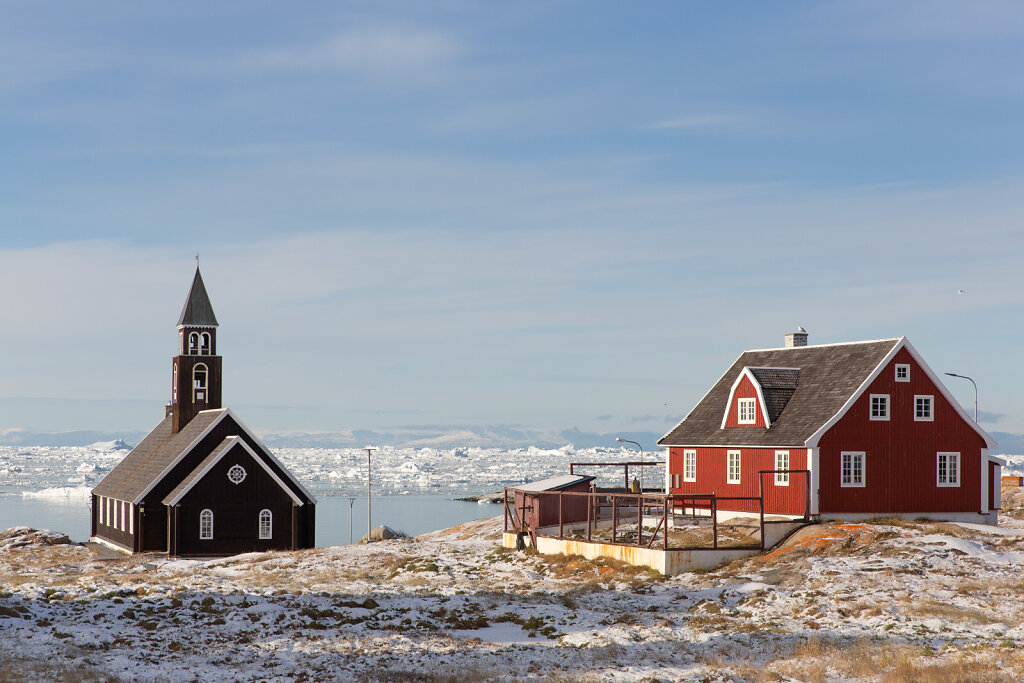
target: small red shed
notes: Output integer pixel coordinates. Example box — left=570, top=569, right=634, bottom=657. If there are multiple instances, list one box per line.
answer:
left=659, top=331, right=1001, bottom=524
left=512, top=474, right=596, bottom=530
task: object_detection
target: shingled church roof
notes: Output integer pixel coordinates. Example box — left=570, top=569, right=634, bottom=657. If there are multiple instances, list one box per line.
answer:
left=177, top=267, right=219, bottom=327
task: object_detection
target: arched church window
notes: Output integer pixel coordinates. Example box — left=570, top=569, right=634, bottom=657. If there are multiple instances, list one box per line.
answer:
left=199, top=509, right=213, bottom=539
left=259, top=509, right=273, bottom=539
left=199, top=332, right=211, bottom=355
left=188, top=332, right=200, bottom=355
left=193, top=363, right=208, bottom=402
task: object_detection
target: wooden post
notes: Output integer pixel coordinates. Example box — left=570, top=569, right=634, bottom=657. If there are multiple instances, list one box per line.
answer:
left=586, top=491, right=592, bottom=542
left=759, top=497, right=766, bottom=550
left=503, top=488, right=509, bottom=532
left=712, top=498, right=718, bottom=550
left=805, top=471, right=811, bottom=520
left=612, top=496, right=618, bottom=543
left=637, top=493, right=643, bottom=546
left=663, top=498, right=669, bottom=550
left=558, top=493, right=564, bottom=539
left=624, top=465, right=629, bottom=490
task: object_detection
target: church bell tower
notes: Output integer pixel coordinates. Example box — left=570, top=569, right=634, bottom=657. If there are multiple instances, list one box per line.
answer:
left=171, top=267, right=222, bottom=432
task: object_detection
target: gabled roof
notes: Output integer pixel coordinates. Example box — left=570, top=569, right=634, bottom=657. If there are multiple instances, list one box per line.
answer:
left=92, top=408, right=316, bottom=505
left=177, top=267, right=219, bottom=327
left=162, top=436, right=305, bottom=506
left=659, top=337, right=998, bottom=450
left=661, top=339, right=902, bottom=447
left=92, top=410, right=223, bottom=503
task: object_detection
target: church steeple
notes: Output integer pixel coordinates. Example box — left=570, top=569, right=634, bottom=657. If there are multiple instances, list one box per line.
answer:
left=171, top=266, right=222, bottom=433
left=177, top=267, right=219, bottom=327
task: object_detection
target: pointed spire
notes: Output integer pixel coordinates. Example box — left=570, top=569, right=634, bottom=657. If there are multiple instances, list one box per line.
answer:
left=177, top=267, right=219, bottom=327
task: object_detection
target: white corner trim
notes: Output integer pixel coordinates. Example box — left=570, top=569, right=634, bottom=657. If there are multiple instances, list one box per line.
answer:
left=164, top=436, right=304, bottom=506
left=807, top=447, right=819, bottom=515
left=904, top=340, right=998, bottom=448
left=220, top=408, right=318, bottom=504
left=989, top=454, right=1007, bottom=466
left=981, top=447, right=989, bottom=514
left=661, top=352, right=746, bottom=444
left=133, top=409, right=231, bottom=505
left=805, top=338, right=905, bottom=448
left=720, top=367, right=773, bottom=429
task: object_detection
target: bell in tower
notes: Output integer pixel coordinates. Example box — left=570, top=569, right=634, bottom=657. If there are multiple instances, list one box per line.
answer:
left=171, top=267, right=222, bottom=432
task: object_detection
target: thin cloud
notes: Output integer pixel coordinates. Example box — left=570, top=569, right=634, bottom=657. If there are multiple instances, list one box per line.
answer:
left=644, top=114, right=741, bottom=130
left=246, top=27, right=461, bottom=81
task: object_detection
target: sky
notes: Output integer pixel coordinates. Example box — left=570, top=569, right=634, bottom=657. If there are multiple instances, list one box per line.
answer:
left=1, top=1, right=1023, bottom=445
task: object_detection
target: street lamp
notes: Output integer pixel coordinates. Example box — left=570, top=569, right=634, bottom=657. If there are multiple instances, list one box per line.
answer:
left=347, top=497, right=356, bottom=545
left=364, top=446, right=376, bottom=541
left=944, top=373, right=978, bottom=423
left=616, top=437, right=644, bottom=490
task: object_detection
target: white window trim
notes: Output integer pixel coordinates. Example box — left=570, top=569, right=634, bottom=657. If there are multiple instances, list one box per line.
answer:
left=895, top=364, right=910, bottom=382
left=737, top=398, right=756, bottom=425
left=914, top=395, right=934, bottom=422
left=727, top=450, right=741, bottom=484
left=869, top=394, right=890, bottom=421
left=937, top=452, right=961, bottom=488
left=128, top=503, right=133, bottom=535
left=193, top=363, right=209, bottom=403
left=259, top=509, right=273, bottom=539
left=683, top=449, right=697, bottom=483
left=841, top=451, right=866, bottom=488
left=200, top=509, right=214, bottom=540
left=775, top=451, right=790, bottom=486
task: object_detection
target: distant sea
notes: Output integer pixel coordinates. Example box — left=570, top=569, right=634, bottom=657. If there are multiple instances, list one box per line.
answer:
left=0, top=494, right=500, bottom=546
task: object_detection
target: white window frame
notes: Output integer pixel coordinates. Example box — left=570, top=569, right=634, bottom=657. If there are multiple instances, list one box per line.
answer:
left=727, top=451, right=741, bottom=484
left=775, top=451, right=789, bottom=486
left=841, top=451, right=866, bottom=488
left=99, top=496, right=105, bottom=525
left=193, top=363, right=208, bottom=402
left=200, top=331, right=211, bottom=355
left=683, top=449, right=697, bottom=483
left=259, top=509, right=273, bottom=539
left=937, top=452, right=960, bottom=487
left=914, top=395, right=934, bottom=422
left=189, top=331, right=200, bottom=355
left=869, top=394, right=890, bottom=421
left=737, top=398, right=756, bottom=425
left=895, top=364, right=910, bottom=382
left=200, top=509, right=214, bottom=540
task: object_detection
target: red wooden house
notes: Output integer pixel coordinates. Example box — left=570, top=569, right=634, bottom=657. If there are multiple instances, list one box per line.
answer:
left=659, top=330, right=1002, bottom=524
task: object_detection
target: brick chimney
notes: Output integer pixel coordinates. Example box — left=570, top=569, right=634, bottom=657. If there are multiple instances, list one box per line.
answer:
left=785, top=326, right=808, bottom=348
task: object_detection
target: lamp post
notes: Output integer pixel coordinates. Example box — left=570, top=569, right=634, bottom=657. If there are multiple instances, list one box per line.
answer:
left=347, top=497, right=356, bottom=545
left=616, top=437, right=644, bottom=490
left=364, top=446, right=376, bottom=541
left=944, top=373, right=978, bottom=422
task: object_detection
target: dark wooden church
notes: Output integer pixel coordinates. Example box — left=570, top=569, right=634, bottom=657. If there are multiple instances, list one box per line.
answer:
left=90, top=268, right=316, bottom=555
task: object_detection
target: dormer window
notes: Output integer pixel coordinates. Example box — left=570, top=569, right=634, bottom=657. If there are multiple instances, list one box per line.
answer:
left=193, top=363, right=208, bottom=402
left=737, top=398, right=756, bottom=424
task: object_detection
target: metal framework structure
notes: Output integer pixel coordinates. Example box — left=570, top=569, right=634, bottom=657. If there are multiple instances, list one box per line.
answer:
left=505, top=469, right=810, bottom=553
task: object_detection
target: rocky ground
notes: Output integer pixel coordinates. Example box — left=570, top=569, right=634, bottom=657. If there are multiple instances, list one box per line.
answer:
left=3, top=489, right=1024, bottom=681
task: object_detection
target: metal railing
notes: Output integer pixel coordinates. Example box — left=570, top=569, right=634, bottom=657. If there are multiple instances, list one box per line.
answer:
left=504, top=469, right=809, bottom=553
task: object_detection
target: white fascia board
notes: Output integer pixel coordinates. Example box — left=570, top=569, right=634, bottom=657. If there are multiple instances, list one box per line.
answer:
left=164, top=436, right=304, bottom=506
left=720, top=367, right=773, bottom=429
left=901, top=340, right=999, bottom=450
left=221, top=408, right=318, bottom=504
left=804, top=338, right=905, bottom=449
left=132, top=409, right=231, bottom=505
left=177, top=324, right=218, bottom=329
left=989, top=454, right=1007, bottom=466
left=660, top=351, right=746, bottom=444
